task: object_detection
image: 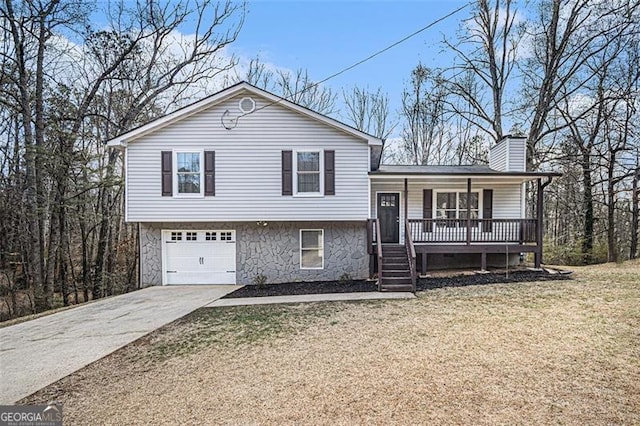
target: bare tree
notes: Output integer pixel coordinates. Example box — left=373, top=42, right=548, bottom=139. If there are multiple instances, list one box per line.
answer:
left=448, top=69, right=491, bottom=165
left=520, top=0, right=639, bottom=168
left=598, top=64, right=639, bottom=262
left=242, top=57, right=274, bottom=90
left=554, top=40, right=619, bottom=262
left=0, top=0, right=245, bottom=312
left=443, top=0, right=523, bottom=143
left=0, top=0, right=91, bottom=308
left=632, top=158, right=639, bottom=259
left=400, top=64, right=450, bottom=165
left=549, top=28, right=640, bottom=264
left=240, top=57, right=336, bottom=115
left=342, top=86, right=393, bottom=141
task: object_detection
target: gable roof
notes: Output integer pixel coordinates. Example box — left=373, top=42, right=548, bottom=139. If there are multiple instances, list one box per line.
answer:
left=106, top=81, right=383, bottom=147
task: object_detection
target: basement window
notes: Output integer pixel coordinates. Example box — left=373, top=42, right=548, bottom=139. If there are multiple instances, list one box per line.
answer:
left=300, top=229, right=324, bottom=269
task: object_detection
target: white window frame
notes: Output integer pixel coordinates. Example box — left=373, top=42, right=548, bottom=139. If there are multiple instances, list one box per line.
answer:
left=433, top=189, right=483, bottom=226
left=293, top=149, right=324, bottom=197
left=173, top=149, right=204, bottom=198
left=300, top=229, right=324, bottom=269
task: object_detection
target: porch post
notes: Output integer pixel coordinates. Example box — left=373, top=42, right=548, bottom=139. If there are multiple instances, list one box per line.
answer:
left=404, top=178, right=408, bottom=226
left=466, top=178, right=472, bottom=245
left=535, top=178, right=543, bottom=268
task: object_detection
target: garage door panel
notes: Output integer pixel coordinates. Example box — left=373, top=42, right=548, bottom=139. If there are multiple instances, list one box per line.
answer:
left=165, top=255, right=201, bottom=272
left=163, top=230, right=236, bottom=285
left=166, top=271, right=235, bottom=285
left=165, top=243, right=216, bottom=257
left=201, top=256, right=235, bottom=271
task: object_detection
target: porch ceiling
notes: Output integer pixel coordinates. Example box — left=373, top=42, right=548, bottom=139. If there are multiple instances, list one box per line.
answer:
left=369, top=165, right=561, bottom=184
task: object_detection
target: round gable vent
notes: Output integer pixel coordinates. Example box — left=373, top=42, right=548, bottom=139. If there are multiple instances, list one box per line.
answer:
left=239, top=96, right=256, bottom=114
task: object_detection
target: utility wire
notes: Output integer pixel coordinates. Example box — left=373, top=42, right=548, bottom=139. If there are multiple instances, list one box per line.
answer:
left=236, top=2, right=470, bottom=120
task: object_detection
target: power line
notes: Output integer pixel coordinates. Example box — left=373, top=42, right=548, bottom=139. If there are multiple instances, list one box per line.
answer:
left=236, top=2, right=470, bottom=120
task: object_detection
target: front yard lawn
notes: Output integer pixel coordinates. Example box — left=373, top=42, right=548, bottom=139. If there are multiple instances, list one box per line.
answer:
left=21, top=261, right=639, bottom=425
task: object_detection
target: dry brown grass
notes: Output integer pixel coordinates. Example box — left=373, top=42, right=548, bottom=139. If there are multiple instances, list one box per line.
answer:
left=21, top=261, right=639, bottom=425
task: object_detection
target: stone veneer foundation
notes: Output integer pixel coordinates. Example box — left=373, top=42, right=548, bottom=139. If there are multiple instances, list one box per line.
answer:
left=139, top=221, right=369, bottom=286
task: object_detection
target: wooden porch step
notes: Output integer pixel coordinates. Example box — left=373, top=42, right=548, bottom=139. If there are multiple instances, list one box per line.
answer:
left=380, top=245, right=413, bottom=292
left=382, top=252, right=407, bottom=258
left=382, top=276, right=413, bottom=285
left=383, top=254, right=407, bottom=259
left=380, top=283, right=414, bottom=292
left=382, top=263, right=409, bottom=270
left=382, top=247, right=405, bottom=253
left=383, top=257, right=409, bottom=264
left=382, top=270, right=411, bottom=277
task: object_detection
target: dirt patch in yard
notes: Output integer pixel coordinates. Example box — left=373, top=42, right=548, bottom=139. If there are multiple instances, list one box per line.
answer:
left=20, top=261, right=639, bottom=425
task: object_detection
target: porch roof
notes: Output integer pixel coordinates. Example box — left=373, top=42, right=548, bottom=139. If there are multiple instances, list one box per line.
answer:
left=369, top=165, right=561, bottom=180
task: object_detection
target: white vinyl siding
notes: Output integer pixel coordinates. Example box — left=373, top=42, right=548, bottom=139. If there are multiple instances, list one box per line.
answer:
left=489, top=137, right=526, bottom=172
left=508, top=140, right=526, bottom=171
left=489, top=141, right=507, bottom=171
left=492, top=184, right=524, bottom=218
left=126, top=91, right=369, bottom=222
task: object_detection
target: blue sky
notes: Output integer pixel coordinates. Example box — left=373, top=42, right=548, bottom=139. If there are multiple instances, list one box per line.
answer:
left=231, top=0, right=470, bottom=122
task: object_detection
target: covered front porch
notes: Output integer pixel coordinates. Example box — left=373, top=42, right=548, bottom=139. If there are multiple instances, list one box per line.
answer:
left=366, top=165, right=559, bottom=287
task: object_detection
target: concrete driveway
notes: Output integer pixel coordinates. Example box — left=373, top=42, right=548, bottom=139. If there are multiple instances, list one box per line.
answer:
left=0, top=285, right=239, bottom=403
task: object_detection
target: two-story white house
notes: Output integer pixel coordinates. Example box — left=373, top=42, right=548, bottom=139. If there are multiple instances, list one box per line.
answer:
left=107, top=82, right=559, bottom=291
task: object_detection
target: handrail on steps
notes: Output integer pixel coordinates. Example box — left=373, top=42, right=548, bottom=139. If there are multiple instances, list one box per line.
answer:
left=404, top=218, right=417, bottom=292
left=375, top=218, right=383, bottom=291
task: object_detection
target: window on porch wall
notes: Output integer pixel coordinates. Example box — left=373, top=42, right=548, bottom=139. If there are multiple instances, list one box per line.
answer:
left=459, top=192, right=479, bottom=220
left=436, top=192, right=479, bottom=227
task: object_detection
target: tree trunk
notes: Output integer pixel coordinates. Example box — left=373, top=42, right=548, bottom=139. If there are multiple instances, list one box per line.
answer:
left=607, top=152, right=618, bottom=263
left=58, top=195, right=69, bottom=306
left=93, top=150, right=119, bottom=300
left=631, top=168, right=639, bottom=260
left=44, top=203, right=59, bottom=306
left=128, top=224, right=140, bottom=292
left=580, top=150, right=594, bottom=263
left=3, top=0, right=62, bottom=311
left=7, top=21, right=44, bottom=307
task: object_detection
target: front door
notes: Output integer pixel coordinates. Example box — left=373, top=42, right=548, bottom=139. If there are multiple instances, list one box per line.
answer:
left=377, top=193, right=400, bottom=243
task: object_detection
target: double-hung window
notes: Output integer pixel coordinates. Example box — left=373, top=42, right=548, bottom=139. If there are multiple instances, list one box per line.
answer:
left=458, top=192, right=479, bottom=220
left=175, top=151, right=203, bottom=196
left=300, top=229, right=324, bottom=269
left=435, top=191, right=480, bottom=226
left=295, top=151, right=322, bottom=195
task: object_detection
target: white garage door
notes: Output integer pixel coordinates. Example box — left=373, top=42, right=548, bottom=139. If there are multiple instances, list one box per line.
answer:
left=163, top=230, right=236, bottom=285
